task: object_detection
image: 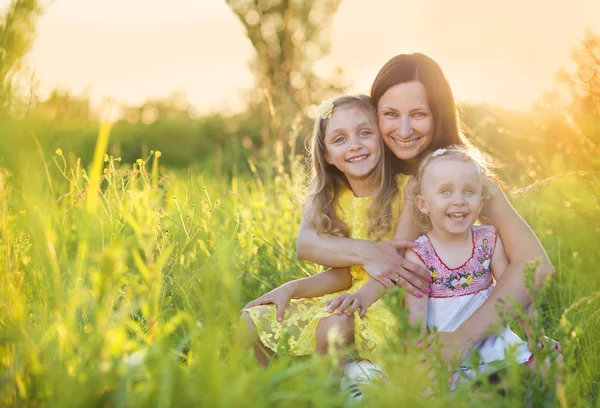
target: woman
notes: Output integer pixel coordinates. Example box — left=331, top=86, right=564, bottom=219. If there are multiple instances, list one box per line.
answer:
left=296, top=53, right=555, bottom=365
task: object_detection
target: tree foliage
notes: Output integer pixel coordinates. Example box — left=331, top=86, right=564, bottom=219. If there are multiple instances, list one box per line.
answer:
left=225, top=0, right=345, bottom=142
left=0, top=0, right=40, bottom=113
left=557, top=28, right=600, bottom=147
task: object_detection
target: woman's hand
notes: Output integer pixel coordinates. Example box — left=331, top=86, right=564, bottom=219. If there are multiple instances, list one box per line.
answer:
left=362, top=239, right=432, bottom=296
left=242, top=282, right=296, bottom=322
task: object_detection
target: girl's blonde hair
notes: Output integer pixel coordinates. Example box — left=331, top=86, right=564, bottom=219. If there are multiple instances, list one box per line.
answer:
left=308, top=94, right=399, bottom=241
left=412, top=145, right=497, bottom=232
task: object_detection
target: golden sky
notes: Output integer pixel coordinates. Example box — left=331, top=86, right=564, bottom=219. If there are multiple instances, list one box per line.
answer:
left=9, top=0, right=600, bottom=113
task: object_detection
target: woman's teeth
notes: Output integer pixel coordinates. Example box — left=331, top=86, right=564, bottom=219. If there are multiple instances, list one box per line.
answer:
left=448, top=213, right=467, bottom=220
left=347, top=155, right=368, bottom=163
left=393, top=137, right=420, bottom=147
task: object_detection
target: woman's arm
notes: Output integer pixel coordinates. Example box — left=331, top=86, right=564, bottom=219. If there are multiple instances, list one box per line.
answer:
left=404, top=250, right=429, bottom=335
left=296, top=183, right=431, bottom=295
left=436, top=185, right=555, bottom=361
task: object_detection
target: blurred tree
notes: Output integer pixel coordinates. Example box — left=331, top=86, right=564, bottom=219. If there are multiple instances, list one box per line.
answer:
left=0, top=0, right=41, bottom=115
left=557, top=28, right=600, bottom=147
left=225, top=0, right=346, bottom=144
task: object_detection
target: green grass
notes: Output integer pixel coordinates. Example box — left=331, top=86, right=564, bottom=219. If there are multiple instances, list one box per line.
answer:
left=0, top=128, right=599, bottom=407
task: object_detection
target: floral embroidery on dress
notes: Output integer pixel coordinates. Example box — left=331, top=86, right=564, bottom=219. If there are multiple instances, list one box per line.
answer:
left=412, top=226, right=497, bottom=298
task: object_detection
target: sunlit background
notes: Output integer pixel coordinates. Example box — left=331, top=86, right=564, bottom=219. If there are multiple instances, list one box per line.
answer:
left=1, top=1, right=600, bottom=407
left=14, top=0, right=600, bottom=112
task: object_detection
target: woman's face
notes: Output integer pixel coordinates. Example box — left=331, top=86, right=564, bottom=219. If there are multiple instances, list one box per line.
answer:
left=377, top=81, right=434, bottom=164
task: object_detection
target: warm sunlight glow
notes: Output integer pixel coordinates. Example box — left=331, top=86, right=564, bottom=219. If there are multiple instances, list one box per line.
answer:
left=14, top=0, right=600, bottom=112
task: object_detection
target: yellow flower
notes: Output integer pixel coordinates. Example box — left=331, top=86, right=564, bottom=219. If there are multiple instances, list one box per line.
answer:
left=251, top=245, right=258, bottom=255
left=431, top=272, right=438, bottom=278
left=155, top=151, right=162, bottom=158
left=136, top=159, right=144, bottom=165
left=240, top=240, right=247, bottom=248
left=466, top=277, right=473, bottom=285
left=318, top=99, right=334, bottom=119
left=55, top=148, right=63, bottom=156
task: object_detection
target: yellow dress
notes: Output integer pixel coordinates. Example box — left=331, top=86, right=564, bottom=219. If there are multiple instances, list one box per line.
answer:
left=245, top=176, right=407, bottom=361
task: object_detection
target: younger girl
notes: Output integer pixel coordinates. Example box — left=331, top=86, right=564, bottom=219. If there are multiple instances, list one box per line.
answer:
left=241, top=94, right=421, bottom=365
left=327, top=145, right=534, bottom=388
left=405, top=146, right=532, bottom=388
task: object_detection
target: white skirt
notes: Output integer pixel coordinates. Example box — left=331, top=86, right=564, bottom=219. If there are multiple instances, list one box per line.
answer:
left=428, top=284, right=532, bottom=365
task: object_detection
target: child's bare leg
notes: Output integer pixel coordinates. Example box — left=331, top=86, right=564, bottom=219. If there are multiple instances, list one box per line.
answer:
left=240, top=312, right=274, bottom=366
left=315, top=314, right=355, bottom=356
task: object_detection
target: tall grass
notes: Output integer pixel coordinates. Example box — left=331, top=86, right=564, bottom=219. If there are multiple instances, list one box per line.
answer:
left=0, top=126, right=599, bottom=407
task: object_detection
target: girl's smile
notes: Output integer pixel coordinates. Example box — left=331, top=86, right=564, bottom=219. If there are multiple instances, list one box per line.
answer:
left=324, top=106, right=382, bottom=196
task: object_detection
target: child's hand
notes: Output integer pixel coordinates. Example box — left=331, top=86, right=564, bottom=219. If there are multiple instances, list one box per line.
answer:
left=324, top=282, right=382, bottom=319
left=242, top=283, right=295, bottom=322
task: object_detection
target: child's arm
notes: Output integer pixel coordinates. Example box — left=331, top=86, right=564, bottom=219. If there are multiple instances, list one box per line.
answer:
left=243, top=267, right=353, bottom=322
left=325, top=195, right=427, bottom=319
left=296, top=186, right=431, bottom=294
left=404, top=250, right=429, bottom=335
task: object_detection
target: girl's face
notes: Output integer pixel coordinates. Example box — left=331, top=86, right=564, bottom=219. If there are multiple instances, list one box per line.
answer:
left=377, top=81, right=434, bottom=165
left=416, top=158, right=484, bottom=236
left=324, top=106, right=381, bottom=183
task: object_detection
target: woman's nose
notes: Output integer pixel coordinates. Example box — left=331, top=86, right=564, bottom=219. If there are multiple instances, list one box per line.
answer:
left=396, top=117, right=414, bottom=139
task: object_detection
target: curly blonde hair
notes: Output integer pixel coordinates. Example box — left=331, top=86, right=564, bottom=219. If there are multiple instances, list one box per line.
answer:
left=308, top=94, right=399, bottom=240
left=412, top=145, right=497, bottom=232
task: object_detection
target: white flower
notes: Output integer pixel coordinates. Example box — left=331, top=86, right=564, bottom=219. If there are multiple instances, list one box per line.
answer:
left=123, top=349, right=147, bottom=368
left=432, top=148, right=447, bottom=157
left=482, top=259, right=491, bottom=270
left=318, top=99, right=334, bottom=120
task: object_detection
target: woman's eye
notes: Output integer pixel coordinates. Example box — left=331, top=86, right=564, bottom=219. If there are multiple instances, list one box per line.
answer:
left=384, top=112, right=397, bottom=118
left=413, top=111, right=427, bottom=118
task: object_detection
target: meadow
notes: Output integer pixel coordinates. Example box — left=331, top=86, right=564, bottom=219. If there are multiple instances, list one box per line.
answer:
left=1, top=122, right=599, bottom=407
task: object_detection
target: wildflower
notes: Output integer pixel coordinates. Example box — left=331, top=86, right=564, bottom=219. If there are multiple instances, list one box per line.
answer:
left=318, top=99, right=334, bottom=119
left=56, top=148, right=63, bottom=156
left=155, top=151, right=162, bottom=158
left=251, top=245, right=258, bottom=255
left=136, top=159, right=144, bottom=165
left=240, top=240, right=247, bottom=248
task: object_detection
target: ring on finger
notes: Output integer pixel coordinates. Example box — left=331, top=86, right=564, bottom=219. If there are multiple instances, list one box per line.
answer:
left=394, top=277, right=400, bottom=283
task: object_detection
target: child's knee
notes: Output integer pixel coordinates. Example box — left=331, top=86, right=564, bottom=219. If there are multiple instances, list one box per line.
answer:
left=240, top=312, right=257, bottom=334
left=317, top=314, right=354, bottom=341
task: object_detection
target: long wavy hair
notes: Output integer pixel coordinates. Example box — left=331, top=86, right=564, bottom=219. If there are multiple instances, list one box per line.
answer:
left=308, top=94, right=399, bottom=241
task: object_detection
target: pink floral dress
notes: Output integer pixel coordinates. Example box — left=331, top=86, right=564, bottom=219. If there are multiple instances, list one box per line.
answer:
left=411, top=225, right=531, bottom=388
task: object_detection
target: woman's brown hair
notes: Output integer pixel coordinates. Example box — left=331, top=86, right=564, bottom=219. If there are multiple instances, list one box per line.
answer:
left=371, top=53, right=471, bottom=162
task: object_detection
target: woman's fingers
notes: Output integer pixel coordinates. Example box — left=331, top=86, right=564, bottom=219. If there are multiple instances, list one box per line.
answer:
left=393, top=275, right=424, bottom=297
left=386, top=239, right=419, bottom=250
left=402, top=258, right=433, bottom=284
